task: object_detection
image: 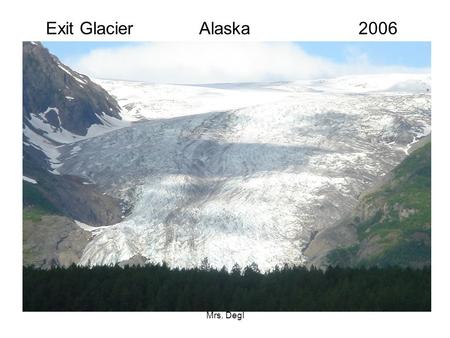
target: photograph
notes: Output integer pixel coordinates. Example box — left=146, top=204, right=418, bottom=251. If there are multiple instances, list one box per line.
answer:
left=22, top=41, right=431, bottom=311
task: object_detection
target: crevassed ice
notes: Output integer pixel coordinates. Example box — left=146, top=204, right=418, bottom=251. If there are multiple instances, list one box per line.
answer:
left=62, top=75, right=431, bottom=271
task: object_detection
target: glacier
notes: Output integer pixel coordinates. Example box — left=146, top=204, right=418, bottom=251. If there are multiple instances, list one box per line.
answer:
left=58, top=73, right=431, bottom=271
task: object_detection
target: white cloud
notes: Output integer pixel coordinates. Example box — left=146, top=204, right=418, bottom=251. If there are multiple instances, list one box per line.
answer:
left=72, top=42, right=427, bottom=84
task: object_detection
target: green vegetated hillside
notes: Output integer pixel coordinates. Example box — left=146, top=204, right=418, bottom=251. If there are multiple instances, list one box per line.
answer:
left=23, top=180, right=92, bottom=269
left=327, top=139, right=431, bottom=268
left=23, top=180, right=61, bottom=221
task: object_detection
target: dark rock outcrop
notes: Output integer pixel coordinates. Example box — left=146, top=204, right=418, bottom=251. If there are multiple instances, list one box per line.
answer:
left=23, top=167, right=125, bottom=226
left=22, top=41, right=126, bottom=227
left=23, top=41, right=121, bottom=135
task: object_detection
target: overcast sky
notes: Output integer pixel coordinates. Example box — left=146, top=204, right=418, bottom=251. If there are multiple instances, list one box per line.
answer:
left=42, top=42, right=430, bottom=84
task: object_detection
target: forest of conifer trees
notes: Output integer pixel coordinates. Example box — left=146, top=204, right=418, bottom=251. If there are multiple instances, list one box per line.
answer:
left=23, top=264, right=431, bottom=311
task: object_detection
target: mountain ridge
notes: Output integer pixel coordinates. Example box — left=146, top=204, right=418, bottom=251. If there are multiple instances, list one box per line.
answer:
left=23, top=42, right=126, bottom=230
left=23, top=42, right=121, bottom=135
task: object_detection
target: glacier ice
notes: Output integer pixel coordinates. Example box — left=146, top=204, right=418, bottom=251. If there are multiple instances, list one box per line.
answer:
left=60, top=74, right=431, bottom=271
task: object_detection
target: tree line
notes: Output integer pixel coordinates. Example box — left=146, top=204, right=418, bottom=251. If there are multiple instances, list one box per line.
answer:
left=23, top=263, right=431, bottom=311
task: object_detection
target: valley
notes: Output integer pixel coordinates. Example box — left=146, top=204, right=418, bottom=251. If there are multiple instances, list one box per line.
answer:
left=22, top=42, right=431, bottom=271
left=61, top=76, right=431, bottom=270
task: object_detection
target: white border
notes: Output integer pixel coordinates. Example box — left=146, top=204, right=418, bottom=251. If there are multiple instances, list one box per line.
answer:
left=3, top=0, right=436, bottom=41
left=1, top=0, right=449, bottom=337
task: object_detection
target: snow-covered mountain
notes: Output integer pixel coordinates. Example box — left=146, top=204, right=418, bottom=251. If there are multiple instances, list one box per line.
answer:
left=23, top=42, right=128, bottom=174
left=23, top=42, right=127, bottom=227
left=54, top=73, right=431, bottom=271
left=94, top=79, right=293, bottom=121
left=96, top=73, right=430, bottom=122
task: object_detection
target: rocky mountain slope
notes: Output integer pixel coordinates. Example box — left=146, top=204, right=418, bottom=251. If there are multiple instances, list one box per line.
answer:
left=22, top=42, right=129, bottom=267
left=23, top=211, right=91, bottom=268
left=23, top=42, right=128, bottom=173
left=23, top=42, right=121, bottom=136
left=305, top=137, right=431, bottom=268
left=23, top=41, right=126, bottom=227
